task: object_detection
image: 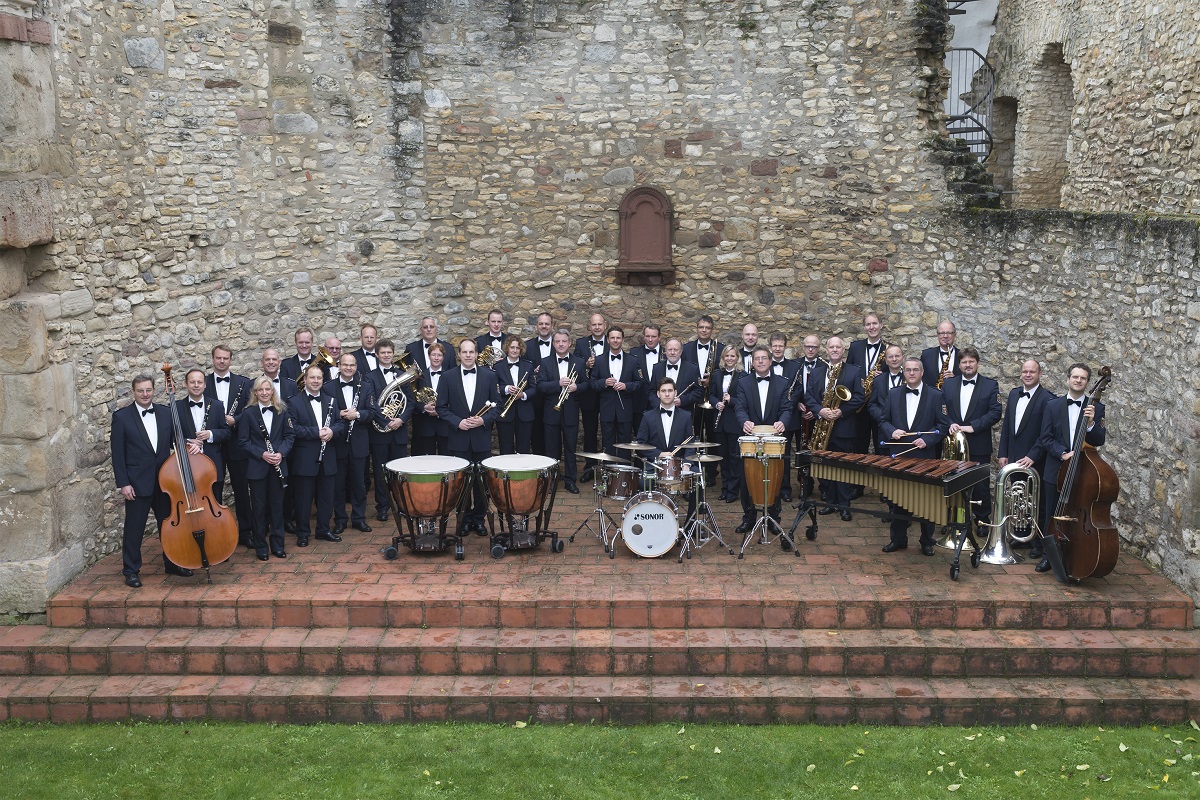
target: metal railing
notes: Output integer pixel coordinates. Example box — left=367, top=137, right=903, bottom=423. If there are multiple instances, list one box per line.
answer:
left=944, top=47, right=995, bottom=161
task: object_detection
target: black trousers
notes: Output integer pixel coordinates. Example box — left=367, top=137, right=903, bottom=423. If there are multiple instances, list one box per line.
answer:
left=291, top=471, right=335, bottom=538
left=412, top=434, right=448, bottom=456
left=221, top=453, right=253, bottom=537
left=717, top=430, right=743, bottom=499
left=600, top=418, right=632, bottom=457
left=122, top=491, right=172, bottom=577
left=545, top=418, right=580, bottom=485
left=888, top=501, right=936, bottom=547
left=497, top=420, right=532, bottom=455
left=448, top=446, right=490, bottom=526
left=371, top=440, right=409, bottom=515
left=248, top=474, right=286, bottom=554
left=580, top=405, right=600, bottom=454
left=530, top=407, right=546, bottom=456
left=333, top=452, right=369, bottom=525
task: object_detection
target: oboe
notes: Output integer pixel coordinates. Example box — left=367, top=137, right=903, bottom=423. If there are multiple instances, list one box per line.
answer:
left=259, top=413, right=287, bottom=488
left=317, top=402, right=334, bottom=463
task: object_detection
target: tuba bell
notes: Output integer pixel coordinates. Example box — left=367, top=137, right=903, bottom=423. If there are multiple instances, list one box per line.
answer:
left=296, top=345, right=338, bottom=388
left=934, top=429, right=972, bottom=550
left=976, top=463, right=1042, bottom=565
left=373, top=375, right=411, bottom=433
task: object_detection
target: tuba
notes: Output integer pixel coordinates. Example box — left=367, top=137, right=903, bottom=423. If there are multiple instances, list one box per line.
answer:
left=977, top=463, right=1042, bottom=565
left=372, top=375, right=411, bottom=433
left=807, top=361, right=851, bottom=451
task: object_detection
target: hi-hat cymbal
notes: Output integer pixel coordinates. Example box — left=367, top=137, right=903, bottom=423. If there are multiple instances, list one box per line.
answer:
left=579, top=451, right=629, bottom=464
left=687, top=441, right=719, bottom=449
left=614, top=441, right=654, bottom=451
left=694, top=454, right=723, bottom=463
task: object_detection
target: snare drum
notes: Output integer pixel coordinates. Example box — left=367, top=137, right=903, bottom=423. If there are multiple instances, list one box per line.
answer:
left=481, top=454, right=557, bottom=516
left=601, top=464, right=639, bottom=500
left=386, top=456, right=471, bottom=518
left=738, top=435, right=787, bottom=507
left=621, top=491, right=679, bottom=558
left=654, top=455, right=695, bottom=494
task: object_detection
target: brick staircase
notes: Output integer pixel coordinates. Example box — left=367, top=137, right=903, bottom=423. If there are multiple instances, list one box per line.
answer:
left=2, top=492, right=1198, bottom=724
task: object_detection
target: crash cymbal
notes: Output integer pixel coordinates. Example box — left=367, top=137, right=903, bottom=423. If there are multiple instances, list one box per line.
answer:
left=687, top=441, right=719, bottom=449
left=694, top=454, right=723, bottom=463
left=614, top=441, right=654, bottom=451
left=579, top=451, right=630, bottom=464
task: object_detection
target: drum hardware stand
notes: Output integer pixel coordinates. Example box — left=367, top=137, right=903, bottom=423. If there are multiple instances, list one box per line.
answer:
left=945, top=495, right=983, bottom=581
left=384, top=477, right=466, bottom=561
left=738, top=452, right=797, bottom=559
left=569, top=470, right=621, bottom=556
left=679, top=467, right=732, bottom=562
left=786, top=456, right=821, bottom=545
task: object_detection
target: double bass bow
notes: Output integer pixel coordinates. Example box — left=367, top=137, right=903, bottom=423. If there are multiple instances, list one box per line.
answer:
left=157, top=363, right=239, bottom=581
left=1046, top=366, right=1119, bottom=582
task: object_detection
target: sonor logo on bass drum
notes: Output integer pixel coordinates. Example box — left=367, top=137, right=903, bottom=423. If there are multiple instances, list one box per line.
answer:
left=634, top=512, right=666, bottom=520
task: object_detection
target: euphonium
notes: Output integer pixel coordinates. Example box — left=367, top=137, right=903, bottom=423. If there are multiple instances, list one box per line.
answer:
left=977, top=463, right=1042, bottom=565
left=372, top=375, right=411, bottom=433
left=807, top=361, right=851, bottom=451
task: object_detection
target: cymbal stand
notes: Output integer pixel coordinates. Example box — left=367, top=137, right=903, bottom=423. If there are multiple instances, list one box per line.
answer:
left=738, top=452, right=796, bottom=559
left=680, top=463, right=731, bottom=561
left=569, top=466, right=620, bottom=554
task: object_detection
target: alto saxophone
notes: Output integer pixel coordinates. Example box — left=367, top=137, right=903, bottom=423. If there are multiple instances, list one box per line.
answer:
left=936, top=351, right=951, bottom=389
left=808, top=361, right=851, bottom=451
left=861, top=345, right=887, bottom=402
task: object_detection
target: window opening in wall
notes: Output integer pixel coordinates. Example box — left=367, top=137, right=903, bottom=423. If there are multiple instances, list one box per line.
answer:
left=1012, top=43, right=1073, bottom=209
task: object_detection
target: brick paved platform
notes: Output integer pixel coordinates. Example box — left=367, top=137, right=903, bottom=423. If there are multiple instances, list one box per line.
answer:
left=3, top=488, right=1197, bottom=724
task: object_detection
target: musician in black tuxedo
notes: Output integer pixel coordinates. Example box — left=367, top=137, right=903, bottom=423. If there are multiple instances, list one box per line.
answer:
left=733, top=346, right=793, bottom=532
left=878, top=358, right=950, bottom=555
left=737, top=324, right=759, bottom=372
left=682, top=315, right=720, bottom=466
left=349, top=323, right=380, bottom=376
left=238, top=377, right=295, bottom=560
left=111, top=374, right=191, bottom=587
left=637, top=377, right=699, bottom=515
left=411, top=342, right=450, bottom=457
left=405, top=316, right=457, bottom=371
left=321, top=337, right=343, bottom=383
left=286, top=364, right=345, bottom=547
left=178, top=368, right=230, bottom=480
left=920, top=320, right=961, bottom=388
left=538, top=330, right=587, bottom=493
left=648, top=339, right=702, bottom=412
left=804, top=337, right=865, bottom=520
left=790, top=334, right=822, bottom=496
left=438, top=339, right=502, bottom=532
left=590, top=326, right=645, bottom=456
left=867, top=345, right=908, bottom=428
left=280, top=327, right=317, bottom=386
left=495, top=336, right=538, bottom=454
left=366, top=339, right=415, bottom=521
left=941, top=346, right=1003, bottom=523
left=847, top=313, right=889, bottom=457
left=526, top=312, right=556, bottom=456
left=709, top=346, right=745, bottom=502
left=206, top=345, right=253, bottom=545
left=259, top=348, right=297, bottom=403
left=629, top=325, right=662, bottom=437
left=768, top=332, right=801, bottom=501
left=474, top=309, right=509, bottom=366
left=574, top=313, right=609, bottom=479
left=324, top=354, right=376, bottom=534
left=997, top=359, right=1055, bottom=554
left=1035, top=362, right=1107, bottom=572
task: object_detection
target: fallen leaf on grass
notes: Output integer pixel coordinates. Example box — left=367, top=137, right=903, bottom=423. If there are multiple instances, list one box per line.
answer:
left=1014, top=770, right=1025, bottom=777
left=1076, top=764, right=1089, bottom=770
left=513, top=721, right=527, bottom=728
left=948, top=784, right=961, bottom=791
left=807, top=765, right=816, bottom=773
left=1191, top=719, right=1199, bottom=731
left=964, top=734, right=977, bottom=741
left=1098, top=774, right=1111, bottom=782
left=1164, top=758, right=1176, bottom=766
left=1120, top=743, right=1129, bottom=752
left=1030, top=724, right=1038, bottom=730
left=714, top=747, right=721, bottom=754
left=677, top=726, right=685, bottom=735
left=850, top=786, right=859, bottom=791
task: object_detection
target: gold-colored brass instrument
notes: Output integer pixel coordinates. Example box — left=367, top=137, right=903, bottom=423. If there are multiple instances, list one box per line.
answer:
left=414, top=385, right=438, bottom=406
left=295, top=345, right=338, bottom=388
left=935, top=351, right=951, bottom=390
left=807, top=361, right=851, bottom=451
left=372, top=375, right=411, bottom=433
left=861, top=345, right=887, bottom=402
left=977, top=463, right=1042, bottom=565
left=498, top=375, right=529, bottom=419
left=553, top=368, right=578, bottom=412
left=934, top=429, right=972, bottom=551
left=390, top=352, right=423, bottom=388
left=477, top=347, right=500, bottom=367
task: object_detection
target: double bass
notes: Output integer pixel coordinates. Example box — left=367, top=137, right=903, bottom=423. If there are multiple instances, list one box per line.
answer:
left=1046, top=366, right=1119, bottom=582
left=157, top=363, right=239, bottom=580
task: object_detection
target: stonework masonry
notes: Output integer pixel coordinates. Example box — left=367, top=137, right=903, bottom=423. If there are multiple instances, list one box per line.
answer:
left=0, top=0, right=1197, bottom=611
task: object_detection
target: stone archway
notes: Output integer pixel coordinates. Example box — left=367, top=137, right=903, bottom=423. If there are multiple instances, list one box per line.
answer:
left=1012, top=44, right=1073, bottom=209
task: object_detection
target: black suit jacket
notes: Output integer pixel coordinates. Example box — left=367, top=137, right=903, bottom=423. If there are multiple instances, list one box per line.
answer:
left=348, top=347, right=381, bottom=376
left=526, top=336, right=555, bottom=368
left=997, top=385, right=1055, bottom=468
left=879, top=385, right=950, bottom=457
left=708, top=368, right=745, bottom=435
left=437, top=365, right=502, bottom=452
left=649, top=359, right=702, bottom=410
left=681, top=339, right=720, bottom=374
left=941, top=374, right=1003, bottom=458
left=474, top=333, right=508, bottom=363
left=573, top=336, right=608, bottom=410
left=846, top=339, right=889, bottom=375
left=920, top=346, right=961, bottom=388
left=173, top=397, right=230, bottom=463
left=111, top=403, right=174, bottom=496
left=495, top=358, right=538, bottom=423
left=280, top=354, right=319, bottom=386
left=628, top=346, right=662, bottom=413
left=1039, top=397, right=1106, bottom=485
left=286, top=392, right=345, bottom=476
left=733, top=373, right=793, bottom=430
left=538, top=353, right=588, bottom=424
left=238, top=405, right=294, bottom=481
left=204, top=373, right=252, bottom=419
left=405, top=338, right=457, bottom=370
left=868, top=372, right=907, bottom=425
left=590, top=350, right=645, bottom=423
left=635, top=407, right=695, bottom=461
left=323, top=377, right=377, bottom=459
left=411, top=370, right=450, bottom=441
left=804, top=362, right=865, bottom=447
left=257, top=374, right=297, bottom=403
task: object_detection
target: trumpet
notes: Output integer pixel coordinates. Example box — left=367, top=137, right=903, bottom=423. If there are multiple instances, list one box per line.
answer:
left=554, top=367, right=579, bottom=411
left=498, top=375, right=529, bottom=419
left=295, top=346, right=337, bottom=388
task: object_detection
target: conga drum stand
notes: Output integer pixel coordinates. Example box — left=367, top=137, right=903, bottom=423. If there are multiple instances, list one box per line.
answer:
left=737, top=453, right=796, bottom=559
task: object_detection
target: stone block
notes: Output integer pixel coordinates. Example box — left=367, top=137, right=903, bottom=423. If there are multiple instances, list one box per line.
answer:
left=0, top=362, right=76, bottom=440
left=123, top=37, right=164, bottom=70
left=274, top=113, right=318, bottom=134
left=762, top=268, right=794, bottom=286
left=56, top=478, right=104, bottom=549
left=58, top=288, right=93, bottom=317
left=724, top=217, right=758, bottom=241
left=0, top=249, right=27, bottom=303
left=751, top=159, right=778, bottom=176
left=0, top=143, right=40, bottom=175
left=602, top=167, right=634, bottom=186
left=267, top=22, right=302, bottom=45
left=0, top=490, right=55, bottom=561
left=0, top=426, right=76, bottom=492
left=0, top=297, right=47, bottom=373
left=0, top=544, right=84, bottom=615
left=0, top=178, right=53, bottom=249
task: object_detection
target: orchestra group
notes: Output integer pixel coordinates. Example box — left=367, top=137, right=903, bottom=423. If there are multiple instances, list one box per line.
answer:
left=112, top=311, right=1104, bottom=587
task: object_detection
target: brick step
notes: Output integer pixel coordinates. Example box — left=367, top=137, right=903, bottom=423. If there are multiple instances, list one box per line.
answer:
left=4, top=625, right=1198, bottom=679
left=3, top=672, right=1197, bottom=726
left=44, top=591, right=1195, bottom=631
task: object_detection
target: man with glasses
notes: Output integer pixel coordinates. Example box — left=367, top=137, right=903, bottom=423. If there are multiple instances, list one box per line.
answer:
left=921, top=320, right=961, bottom=388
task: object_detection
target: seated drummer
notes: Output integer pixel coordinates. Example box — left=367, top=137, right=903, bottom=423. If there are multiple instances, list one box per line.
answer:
left=636, top=377, right=698, bottom=514
left=733, top=346, right=793, bottom=534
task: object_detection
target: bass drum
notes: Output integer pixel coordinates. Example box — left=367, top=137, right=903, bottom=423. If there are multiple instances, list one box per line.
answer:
left=620, top=491, right=679, bottom=558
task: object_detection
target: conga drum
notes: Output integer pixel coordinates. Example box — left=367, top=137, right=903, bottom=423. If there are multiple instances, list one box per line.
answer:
left=739, top=434, right=786, bottom=507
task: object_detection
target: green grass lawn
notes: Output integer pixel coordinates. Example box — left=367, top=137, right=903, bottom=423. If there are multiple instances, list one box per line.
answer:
left=2, top=721, right=1197, bottom=799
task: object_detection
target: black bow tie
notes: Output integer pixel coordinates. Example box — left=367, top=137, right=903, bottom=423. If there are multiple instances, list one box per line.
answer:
left=189, top=400, right=203, bottom=408
left=215, top=376, right=229, bottom=383
left=430, top=370, right=440, bottom=376
left=961, top=379, right=976, bottom=386
left=308, top=394, right=321, bottom=401
left=697, top=343, right=709, bottom=349
left=756, top=375, right=771, bottom=383
left=490, top=338, right=501, bottom=343
left=271, top=377, right=279, bottom=383
left=463, top=368, right=476, bottom=375
left=804, top=360, right=816, bottom=368
left=540, top=340, right=551, bottom=346
left=610, top=354, right=621, bottom=361
left=341, top=381, right=354, bottom=388
left=299, top=359, right=311, bottom=366
left=660, top=408, right=672, bottom=416
left=425, top=342, right=432, bottom=348
left=141, top=408, right=154, bottom=417
left=906, top=387, right=920, bottom=395
left=592, top=340, right=604, bottom=347
left=645, top=348, right=657, bottom=355
left=1069, top=399, right=1082, bottom=407
left=558, top=357, right=569, bottom=363
left=261, top=407, right=272, bottom=416
left=1021, top=391, right=1031, bottom=399
left=667, top=364, right=678, bottom=371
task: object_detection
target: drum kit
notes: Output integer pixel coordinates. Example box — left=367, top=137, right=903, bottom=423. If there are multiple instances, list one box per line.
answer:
left=573, top=440, right=731, bottom=562
left=383, top=454, right=563, bottom=560
left=736, top=426, right=799, bottom=558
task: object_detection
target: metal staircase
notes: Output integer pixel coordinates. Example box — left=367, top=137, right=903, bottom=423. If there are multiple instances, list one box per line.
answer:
left=945, top=46, right=996, bottom=161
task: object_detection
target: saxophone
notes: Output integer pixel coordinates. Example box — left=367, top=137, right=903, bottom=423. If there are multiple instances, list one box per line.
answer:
left=807, top=361, right=852, bottom=451
left=936, top=351, right=951, bottom=389
left=860, top=345, right=887, bottom=402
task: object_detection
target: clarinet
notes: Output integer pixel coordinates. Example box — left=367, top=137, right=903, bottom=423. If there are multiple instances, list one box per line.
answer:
left=260, top=412, right=287, bottom=488
left=346, top=382, right=362, bottom=438
left=317, top=401, right=334, bottom=463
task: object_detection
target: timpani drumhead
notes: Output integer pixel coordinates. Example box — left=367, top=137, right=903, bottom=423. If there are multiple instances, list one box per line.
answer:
left=480, top=454, right=558, bottom=480
left=386, top=455, right=471, bottom=478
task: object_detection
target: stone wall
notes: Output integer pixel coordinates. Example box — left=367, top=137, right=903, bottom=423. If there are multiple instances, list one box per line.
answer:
left=986, top=0, right=1200, bottom=214
left=1, top=0, right=1197, bottom=609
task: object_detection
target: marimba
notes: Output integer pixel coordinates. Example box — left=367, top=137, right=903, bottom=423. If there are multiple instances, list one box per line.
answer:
left=795, top=450, right=992, bottom=580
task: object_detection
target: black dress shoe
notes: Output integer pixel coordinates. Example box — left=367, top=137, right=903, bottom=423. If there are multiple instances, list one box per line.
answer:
left=376, top=510, right=389, bottom=522
left=882, top=542, right=907, bottom=553
left=256, top=552, right=269, bottom=562
left=840, top=510, right=853, bottom=522
left=920, top=544, right=936, bottom=556
left=1028, top=546, right=1044, bottom=559
left=333, top=522, right=347, bottom=535
left=565, top=484, right=580, bottom=494
left=284, top=521, right=297, bottom=534
left=818, top=507, right=837, bottom=516
left=315, top=531, right=343, bottom=543
left=272, top=549, right=287, bottom=559
left=164, top=565, right=194, bottom=578
left=725, top=495, right=738, bottom=504
left=353, top=521, right=372, bottom=532
left=297, top=537, right=309, bottom=547
left=1035, top=557, right=1052, bottom=573
left=780, top=489, right=792, bottom=502
left=124, top=574, right=142, bottom=588
left=579, top=468, right=594, bottom=484
left=735, top=520, right=754, bottom=534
